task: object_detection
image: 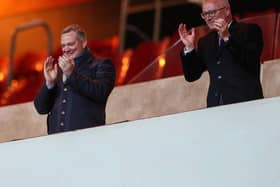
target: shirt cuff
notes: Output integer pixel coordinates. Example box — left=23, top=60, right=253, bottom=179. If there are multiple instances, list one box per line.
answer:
left=46, top=82, right=55, bottom=89
left=183, top=46, right=194, bottom=55
left=222, top=36, right=229, bottom=42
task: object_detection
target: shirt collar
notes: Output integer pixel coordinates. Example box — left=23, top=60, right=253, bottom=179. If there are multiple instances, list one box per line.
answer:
left=73, top=47, right=93, bottom=66
left=228, top=20, right=233, bottom=28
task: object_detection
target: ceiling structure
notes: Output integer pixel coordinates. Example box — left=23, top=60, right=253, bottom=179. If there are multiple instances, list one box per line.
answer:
left=0, top=0, right=95, bottom=18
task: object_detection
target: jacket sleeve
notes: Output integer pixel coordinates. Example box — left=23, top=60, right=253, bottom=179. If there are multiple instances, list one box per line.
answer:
left=67, top=59, right=116, bottom=103
left=224, top=23, right=263, bottom=78
left=34, top=84, right=58, bottom=114
left=180, top=40, right=207, bottom=82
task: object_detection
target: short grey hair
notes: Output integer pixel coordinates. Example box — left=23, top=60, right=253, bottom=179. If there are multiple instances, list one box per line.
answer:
left=219, top=0, right=230, bottom=7
left=203, top=0, right=230, bottom=7
left=61, top=24, right=87, bottom=41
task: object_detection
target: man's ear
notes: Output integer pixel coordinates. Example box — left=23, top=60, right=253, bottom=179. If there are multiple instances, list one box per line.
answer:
left=82, top=40, right=87, bottom=48
left=226, top=7, right=231, bottom=16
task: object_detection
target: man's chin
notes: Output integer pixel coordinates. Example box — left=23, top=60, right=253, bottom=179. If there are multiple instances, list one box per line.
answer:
left=207, top=25, right=217, bottom=31
left=64, top=54, right=75, bottom=59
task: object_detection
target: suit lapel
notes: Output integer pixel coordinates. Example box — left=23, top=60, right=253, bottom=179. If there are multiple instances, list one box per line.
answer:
left=209, top=32, right=222, bottom=60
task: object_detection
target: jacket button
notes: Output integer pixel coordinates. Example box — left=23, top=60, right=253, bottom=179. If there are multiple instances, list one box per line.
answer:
left=62, top=99, right=67, bottom=104
left=64, top=88, right=68, bottom=92
left=61, top=111, right=65, bottom=115
left=60, top=122, right=64, bottom=126
left=217, top=75, right=222, bottom=79
left=217, top=61, right=221, bottom=65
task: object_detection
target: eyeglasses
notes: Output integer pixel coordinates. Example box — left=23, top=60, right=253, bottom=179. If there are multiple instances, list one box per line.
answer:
left=200, top=7, right=226, bottom=19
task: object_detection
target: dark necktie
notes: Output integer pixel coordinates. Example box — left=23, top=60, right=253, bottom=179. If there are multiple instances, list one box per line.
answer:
left=218, top=38, right=225, bottom=47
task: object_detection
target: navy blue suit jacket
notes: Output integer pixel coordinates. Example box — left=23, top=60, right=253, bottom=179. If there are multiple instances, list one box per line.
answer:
left=181, top=21, right=263, bottom=107
left=34, top=48, right=115, bottom=134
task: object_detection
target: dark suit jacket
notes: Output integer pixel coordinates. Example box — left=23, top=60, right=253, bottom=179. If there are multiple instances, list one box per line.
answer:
left=180, top=21, right=264, bottom=107
left=34, top=48, right=115, bottom=134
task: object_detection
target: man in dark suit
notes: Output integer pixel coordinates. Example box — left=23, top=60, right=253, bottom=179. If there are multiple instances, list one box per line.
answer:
left=178, top=0, right=263, bottom=107
left=34, top=24, right=115, bottom=134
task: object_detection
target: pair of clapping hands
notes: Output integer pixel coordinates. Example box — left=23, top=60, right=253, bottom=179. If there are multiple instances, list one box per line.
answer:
left=44, top=55, right=75, bottom=85
left=178, top=18, right=230, bottom=49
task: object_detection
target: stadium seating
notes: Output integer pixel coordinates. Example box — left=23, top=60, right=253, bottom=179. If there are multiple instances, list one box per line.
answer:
left=0, top=12, right=280, bottom=107
left=242, top=13, right=277, bottom=62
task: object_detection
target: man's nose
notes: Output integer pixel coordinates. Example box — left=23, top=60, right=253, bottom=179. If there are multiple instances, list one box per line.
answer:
left=204, top=14, right=212, bottom=20
left=205, top=16, right=213, bottom=23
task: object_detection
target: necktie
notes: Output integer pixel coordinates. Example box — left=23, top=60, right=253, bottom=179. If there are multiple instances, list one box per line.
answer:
left=218, top=38, right=225, bottom=47
left=216, top=38, right=224, bottom=59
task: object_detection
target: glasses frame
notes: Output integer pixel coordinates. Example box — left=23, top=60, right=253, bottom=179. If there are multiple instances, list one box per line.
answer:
left=200, top=7, right=227, bottom=19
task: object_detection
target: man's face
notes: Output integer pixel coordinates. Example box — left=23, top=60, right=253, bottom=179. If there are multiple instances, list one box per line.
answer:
left=61, top=31, right=87, bottom=59
left=201, top=1, right=228, bottom=30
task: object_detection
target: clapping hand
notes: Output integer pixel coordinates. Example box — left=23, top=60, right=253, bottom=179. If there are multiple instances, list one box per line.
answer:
left=213, top=18, right=230, bottom=39
left=58, top=55, right=75, bottom=77
left=44, top=56, right=58, bottom=85
left=178, top=23, right=195, bottom=49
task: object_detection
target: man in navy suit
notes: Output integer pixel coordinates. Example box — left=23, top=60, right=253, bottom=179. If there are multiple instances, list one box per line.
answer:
left=34, top=24, right=115, bottom=134
left=178, top=0, right=263, bottom=107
